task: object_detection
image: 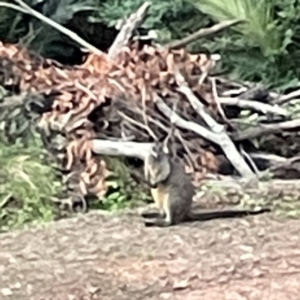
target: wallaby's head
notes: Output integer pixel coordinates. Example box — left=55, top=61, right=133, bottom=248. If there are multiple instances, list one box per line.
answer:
left=145, top=141, right=171, bottom=186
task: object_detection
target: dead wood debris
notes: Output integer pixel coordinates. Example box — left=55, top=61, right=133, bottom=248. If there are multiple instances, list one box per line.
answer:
left=0, top=3, right=300, bottom=204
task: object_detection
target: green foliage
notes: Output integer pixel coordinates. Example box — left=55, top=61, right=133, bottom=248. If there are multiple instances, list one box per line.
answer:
left=39, top=0, right=96, bottom=24
left=0, top=0, right=98, bottom=58
left=92, top=0, right=205, bottom=42
left=190, top=0, right=280, bottom=55
left=0, top=138, right=63, bottom=232
left=95, top=157, right=150, bottom=211
left=0, top=1, right=27, bottom=42
left=188, top=0, right=300, bottom=89
left=0, top=88, right=63, bottom=231
left=0, top=94, right=41, bottom=146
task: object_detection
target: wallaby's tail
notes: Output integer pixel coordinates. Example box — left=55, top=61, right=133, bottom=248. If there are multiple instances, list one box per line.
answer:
left=186, top=208, right=271, bottom=222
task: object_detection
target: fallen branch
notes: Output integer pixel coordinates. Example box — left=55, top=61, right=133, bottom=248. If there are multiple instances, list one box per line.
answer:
left=214, top=76, right=249, bottom=94
left=211, top=77, right=229, bottom=123
left=249, top=153, right=300, bottom=174
left=219, top=97, right=288, bottom=116
left=175, top=71, right=223, bottom=131
left=90, top=139, right=300, bottom=184
left=154, top=94, right=254, bottom=178
left=118, top=111, right=157, bottom=140
left=232, top=118, right=300, bottom=141
left=89, top=139, right=300, bottom=195
left=108, top=2, right=151, bottom=60
left=91, top=139, right=153, bottom=160
left=0, top=0, right=105, bottom=57
left=249, top=152, right=290, bottom=164
left=154, top=95, right=217, bottom=140
left=172, top=70, right=254, bottom=178
left=247, top=153, right=300, bottom=181
left=238, top=85, right=272, bottom=103
left=273, top=88, right=300, bottom=105
left=166, top=19, right=245, bottom=49
left=0, top=2, right=27, bottom=14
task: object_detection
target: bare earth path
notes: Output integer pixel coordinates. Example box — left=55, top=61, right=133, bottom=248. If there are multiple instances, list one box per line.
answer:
left=1, top=208, right=300, bottom=300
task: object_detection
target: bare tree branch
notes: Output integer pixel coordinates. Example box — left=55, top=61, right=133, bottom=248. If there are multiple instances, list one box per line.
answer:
left=232, top=119, right=300, bottom=141
left=219, top=97, right=288, bottom=116
left=172, top=70, right=254, bottom=177
left=166, top=19, right=245, bottom=49
left=108, top=2, right=151, bottom=60
left=91, top=139, right=153, bottom=160
left=211, top=77, right=229, bottom=123
left=249, top=152, right=290, bottom=164
left=155, top=95, right=217, bottom=138
left=249, top=152, right=300, bottom=173
left=154, top=94, right=254, bottom=178
left=175, top=71, right=223, bottom=131
left=117, top=111, right=157, bottom=140
left=273, top=88, right=300, bottom=105
left=0, top=2, right=28, bottom=14
left=9, top=0, right=105, bottom=57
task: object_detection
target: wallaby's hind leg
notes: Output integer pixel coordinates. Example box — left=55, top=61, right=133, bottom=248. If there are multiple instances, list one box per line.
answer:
left=141, top=207, right=166, bottom=219
left=144, top=201, right=173, bottom=227
left=142, top=196, right=166, bottom=219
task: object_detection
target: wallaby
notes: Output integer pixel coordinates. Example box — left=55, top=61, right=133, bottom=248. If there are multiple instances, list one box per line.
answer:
left=142, top=135, right=271, bottom=227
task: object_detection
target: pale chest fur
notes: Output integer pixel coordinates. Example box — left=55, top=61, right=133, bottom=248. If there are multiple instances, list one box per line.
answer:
left=150, top=184, right=169, bottom=210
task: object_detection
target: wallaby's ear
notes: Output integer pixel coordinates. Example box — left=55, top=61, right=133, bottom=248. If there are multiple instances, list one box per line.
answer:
left=162, top=140, right=169, bottom=154
left=162, top=126, right=174, bottom=154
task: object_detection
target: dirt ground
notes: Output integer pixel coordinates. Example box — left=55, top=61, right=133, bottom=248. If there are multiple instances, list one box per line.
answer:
left=1, top=203, right=300, bottom=300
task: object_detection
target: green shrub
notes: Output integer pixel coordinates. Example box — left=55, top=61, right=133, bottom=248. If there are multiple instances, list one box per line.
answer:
left=0, top=138, right=62, bottom=232
left=94, top=157, right=150, bottom=211
left=188, top=0, right=300, bottom=89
